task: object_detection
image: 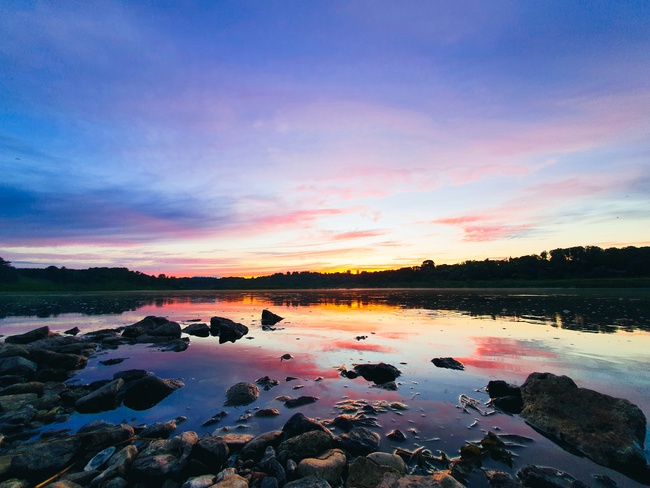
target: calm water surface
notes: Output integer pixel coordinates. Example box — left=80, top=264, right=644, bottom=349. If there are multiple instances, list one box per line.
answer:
left=1, top=289, right=649, bottom=487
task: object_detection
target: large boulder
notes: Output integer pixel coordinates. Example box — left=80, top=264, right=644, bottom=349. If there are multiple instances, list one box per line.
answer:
left=278, top=430, right=334, bottom=462
left=520, top=372, right=648, bottom=478
left=0, top=356, right=37, bottom=378
left=210, top=317, right=249, bottom=343
left=353, top=363, right=401, bottom=384
left=224, top=382, right=259, bottom=406
left=297, top=449, right=346, bottom=486
left=122, top=375, right=184, bottom=411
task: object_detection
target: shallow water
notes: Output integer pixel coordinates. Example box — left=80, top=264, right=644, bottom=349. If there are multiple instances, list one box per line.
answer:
left=1, top=289, right=649, bottom=487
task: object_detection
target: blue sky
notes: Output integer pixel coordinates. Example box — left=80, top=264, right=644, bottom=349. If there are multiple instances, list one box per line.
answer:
left=1, top=1, right=649, bottom=276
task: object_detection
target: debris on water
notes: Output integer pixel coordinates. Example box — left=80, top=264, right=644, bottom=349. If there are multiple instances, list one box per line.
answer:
left=314, top=376, right=324, bottom=381
left=458, top=394, right=496, bottom=416
left=468, top=419, right=479, bottom=429
left=355, top=335, right=368, bottom=341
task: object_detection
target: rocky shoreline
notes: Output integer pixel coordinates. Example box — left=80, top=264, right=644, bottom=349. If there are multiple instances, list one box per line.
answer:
left=0, top=316, right=648, bottom=487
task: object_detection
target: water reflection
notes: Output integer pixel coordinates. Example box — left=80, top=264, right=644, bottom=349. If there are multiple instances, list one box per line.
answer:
left=0, top=289, right=648, bottom=333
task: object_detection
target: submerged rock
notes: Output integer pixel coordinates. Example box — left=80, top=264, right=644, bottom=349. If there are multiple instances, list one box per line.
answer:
left=520, top=372, right=648, bottom=479
left=284, top=396, right=319, bottom=408
left=352, top=363, right=401, bottom=384
left=182, top=323, right=210, bottom=337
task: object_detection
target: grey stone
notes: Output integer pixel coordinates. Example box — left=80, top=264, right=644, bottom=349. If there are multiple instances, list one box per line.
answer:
left=90, top=445, right=138, bottom=487
left=183, top=323, right=210, bottom=337
left=282, top=413, right=329, bottom=438
left=0, top=393, right=38, bottom=412
left=297, top=449, right=346, bottom=486
left=131, top=453, right=179, bottom=478
left=151, top=321, right=182, bottom=338
left=224, top=382, right=259, bottom=406
left=209, top=473, right=248, bottom=488
left=278, top=430, right=334, bottom=462
left=484, top=470, right=522, bottom=488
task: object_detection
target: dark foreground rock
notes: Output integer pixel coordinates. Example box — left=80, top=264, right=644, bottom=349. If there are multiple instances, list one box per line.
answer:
left=210, top=317, right=249, bottom=343
left=122, top=375, right=184, bottom=410
left=520, top=372, right=649, bottom=480
left=517, top=465, right=588, bottom=488
left=261, top=309, right=284, bottom=326
left=353, top=363, right=401, bottom=384
left=4, top=326, right=54, bottom=344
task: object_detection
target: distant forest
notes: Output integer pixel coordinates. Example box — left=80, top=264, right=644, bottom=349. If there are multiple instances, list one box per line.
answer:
left=1, top=245, right=649, bottom=291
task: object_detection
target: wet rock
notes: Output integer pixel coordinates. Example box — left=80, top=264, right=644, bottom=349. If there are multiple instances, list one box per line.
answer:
left=240, top=430, right=284, bottom=461
left=261, top=477, right=280, bottom=488
left=262, top=309, right=284, bottom=326
left=336, top=427, right=380, bottom=456
left=0, top=381, right=44, bottom=396
left=297, top=448, right=346, bottom=486
left=282, top=413, right=329, bottom=438
left=346, top=456, right=401, bottom=488
left=216, top=434, right=253, bottom=452
left=5, top=326, right=53, bottom=344
left=284, top=396, right=318, bottom=408
left=113, top=369, right=149, bottom=383
left=224, top=382, right=259, bottom=406
left=517, top=465, right=588, bottom=488
left=492, top=395, right=523, bottom=414
left=257, top=376, right=280, bottom=390
left=64, top=327, right=80, bottom=336
left=520, top=372, right=648, bottom=476
left=153, top=338, right=189, bottom=352
left=278, top=430, right=334, bottom=462
left=183, top=323, right=210, bottom=337
left=431, top=357, right=464, bottom=371
left=131, top=453, right=179, bottom=479
left=367, top=452, right=407, bottom=474
left=89, top=445, right=138, bottom=487
left=210, top=317, right=249, bottom=343
left=190, top=435, right=229, bottom=469
left=372, top=381, right=397, bottom=391
left=75, top=378, right=124, bottom=413
left=29, top=349, right=88, bottom=371
left=139, top=419, right=178, bottom=439
left=9, top=436, right=82, bottom=481
left=386, top=429, right=406, bottom=441
left=99, top=358, right=127, bottom=366
left=256, top=408, right=281, bottom=417
left=487, top=380, right=520, bottom=398
left=123, top=375, right=184, bottom=410
left=0, top=357, right=37, bottom=379
left=378, top=472, right=464, bottom=488
left=150, top=321, right=182, bottom=338
left=483, top=470, right=522, bottom=488
left=0, top=393, right=38, bottom=412
left=285, top=476, right=332, bottom=488
left=211, top=473, right=249, bottom=488
left=353, top=363, right=401, bottom=384
left=182, top=474, right=216, bottom=488
left=76, top=421, right=135, bottom=449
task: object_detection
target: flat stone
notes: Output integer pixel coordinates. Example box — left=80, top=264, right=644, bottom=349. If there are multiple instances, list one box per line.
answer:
left=183, top=474, right=216, bottom=488
left=90, top=445, right=138, bottom=487
left=0, top=357, right=37, bottom=378
left=216, top=434, right=253, bottom=452
left=10, top=437, right=82, bottom=481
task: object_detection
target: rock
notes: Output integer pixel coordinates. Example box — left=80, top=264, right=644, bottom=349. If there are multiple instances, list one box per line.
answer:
left=99, top=358, right=127, bottom=366
left=89, top=446, right=138, bottom=487
left=64, top=327, right=80, bottom=336
left=9, top=437, right=82, bottom=481
left=336, top=427, right=380, bottom=456
left=256, top=376, right=280, bottom=390
left=190, top=435, right=230, bottom=469
left=113, top=369, right=149, bottom=383
left=4, top=326, right=53, bottom=344
left=47, top=482, right=84, bottom=488
left=30, top=349, right=88, bottom=372
left=282, top=413, right=329, bottom=438
left=377, top=472, right=464, bottom=488
left=297, top=449, right=346, bottom=485
left=285, top=476, right=332, bottom=488
left=520, top=372, right=648, bottom=476
left=224, top=382, right=259, bottom=406
left=211, top=473, right=249, bottom=488
left=75, top=378, right=124, bottom=413
left=150, top=321, right=182, bottom=338
left=0, top=357, right=37, bottom=378
left=210, top=317, right=249, bottom=343
left=122, top=375, right=184, bottom=410
left=183, top=323, right=210, bottom=337
left=431, top=357, right=464, bottom=371
left=517, top=465, right=588, bottom=488
left=183, top=474, right=216, bottom=488
left=261, top=477, right=279, bottom=488
left=0, top=381, right=44, bottom=396
left=0, top=393, right=38, bottom=412
left=216, top=434, right=253, bottom=452
left=240, top=430, right=284, bottom=461
left=483, top=470, right=522, bottom=488
left=139, top=419, right=178, bottom=439
left=256, top=408, right=280, bottom=417
left=367, top=452, right=407, bottom=474
left=131, top=454, right=179, bottom=479
left=492, top=395, right=523, bottom=414
left=278, top=430, right=334, bottom=462
left=284, top=396, right=318, bottom=408
left=487, top=380, right=520, bottom=398
left=76, top=421, right=135, bottom=449
left=262, top=310, right=284, bottom=326
left=353, top=363, right=401, bottom=384
left=386, top=429, right=406, bottom=441
left=346, top=456, right=401, bottom=488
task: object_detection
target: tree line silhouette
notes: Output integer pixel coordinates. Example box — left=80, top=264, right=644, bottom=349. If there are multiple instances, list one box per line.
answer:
left=1, top=245, right=649, bottom=291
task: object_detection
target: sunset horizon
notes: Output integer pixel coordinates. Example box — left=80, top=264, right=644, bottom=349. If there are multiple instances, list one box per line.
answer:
left=2, top=2, right=649, bottom=279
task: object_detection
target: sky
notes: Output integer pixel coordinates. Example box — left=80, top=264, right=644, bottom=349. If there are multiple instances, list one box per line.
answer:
left=1, top=1, right=649, bottom=277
